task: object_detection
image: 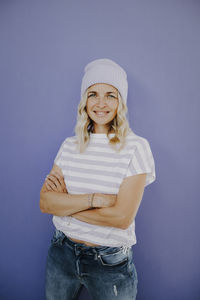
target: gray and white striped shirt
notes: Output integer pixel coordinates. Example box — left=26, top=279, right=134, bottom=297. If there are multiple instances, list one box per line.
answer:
left=52, top=130, right=156, bottom=247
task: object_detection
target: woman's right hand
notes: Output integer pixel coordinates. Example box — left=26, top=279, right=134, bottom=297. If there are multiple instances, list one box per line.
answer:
left=45, top=171, right=67, bottom=193
left=93, top=193, right=117, bottom=208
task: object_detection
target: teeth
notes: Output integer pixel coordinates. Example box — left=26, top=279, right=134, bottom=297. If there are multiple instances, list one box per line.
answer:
left=95, top=111, right=108, bottom=116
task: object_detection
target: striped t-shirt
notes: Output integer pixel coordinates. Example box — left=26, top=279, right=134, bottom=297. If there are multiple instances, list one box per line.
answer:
left=52, top=130, right=156, bottom=247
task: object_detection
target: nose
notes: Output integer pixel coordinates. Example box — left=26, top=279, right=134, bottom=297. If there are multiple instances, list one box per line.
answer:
left=95, top=96, right=107, bottom=108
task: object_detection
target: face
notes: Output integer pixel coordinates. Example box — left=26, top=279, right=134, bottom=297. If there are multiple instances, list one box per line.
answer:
left=86, top=83, right=119, bottom=133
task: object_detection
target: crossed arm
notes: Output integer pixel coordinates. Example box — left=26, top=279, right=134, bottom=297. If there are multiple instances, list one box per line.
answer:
left=40, top=164, right=147, bottom=229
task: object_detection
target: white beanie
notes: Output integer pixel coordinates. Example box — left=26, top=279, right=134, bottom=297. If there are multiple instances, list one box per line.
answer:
left=81, top=58, right=128, bottom=104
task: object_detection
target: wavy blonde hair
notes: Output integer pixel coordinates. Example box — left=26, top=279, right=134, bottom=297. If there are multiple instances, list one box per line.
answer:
left=73, top=87, right=132, bottom=153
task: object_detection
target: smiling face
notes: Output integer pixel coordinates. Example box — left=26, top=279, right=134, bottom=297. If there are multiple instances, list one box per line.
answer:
left=86, top=83, right=119, bottom=134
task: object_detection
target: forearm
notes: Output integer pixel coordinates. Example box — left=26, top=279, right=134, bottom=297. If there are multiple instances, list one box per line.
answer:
left=71, top=206, right=124, bottom=229
left=40, top=191, right=92, bottom=216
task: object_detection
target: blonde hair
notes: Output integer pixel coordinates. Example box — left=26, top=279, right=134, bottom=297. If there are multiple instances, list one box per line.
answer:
left=73, top=88, right=132, bottom=153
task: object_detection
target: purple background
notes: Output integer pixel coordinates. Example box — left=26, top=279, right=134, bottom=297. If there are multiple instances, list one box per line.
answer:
left=0, top=1, right=199, bottom=299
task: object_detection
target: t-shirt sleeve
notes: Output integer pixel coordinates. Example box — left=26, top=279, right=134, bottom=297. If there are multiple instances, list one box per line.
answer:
left=53, top=138, right=67, bottom=168
left=125, top=137, right=156, bottom=188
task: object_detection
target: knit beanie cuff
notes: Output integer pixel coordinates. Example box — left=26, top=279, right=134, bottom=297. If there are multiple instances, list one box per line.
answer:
left=81, top=58, right=128, bottom=104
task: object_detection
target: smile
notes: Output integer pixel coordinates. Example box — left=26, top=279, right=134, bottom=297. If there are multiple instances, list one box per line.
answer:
left=93, top=111, right=110, bottom=116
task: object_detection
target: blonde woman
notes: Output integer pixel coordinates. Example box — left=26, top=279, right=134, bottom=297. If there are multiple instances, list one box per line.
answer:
left=40, top=58, right=156, bottom=300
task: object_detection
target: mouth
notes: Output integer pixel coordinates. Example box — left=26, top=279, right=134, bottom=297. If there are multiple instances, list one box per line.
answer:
left=93, top=111, right=110, bottom=116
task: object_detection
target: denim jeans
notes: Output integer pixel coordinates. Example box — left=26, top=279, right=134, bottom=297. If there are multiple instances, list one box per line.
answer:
left=45, top=229, right=138, bottom=300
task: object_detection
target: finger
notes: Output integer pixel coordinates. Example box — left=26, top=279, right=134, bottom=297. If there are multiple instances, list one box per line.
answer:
left=60, top=177, right=67, bottom=191
left=51, top=171, right=64, bottom=184
left=45, top=181, right=56, bottom=191
left=45, top=175, right=56, bottom=187
left=45, top=181, right=51, bottom=191
left=45, top=175, right=57, bottom=191
left=46, top=176, right=66, bottom=193
left=46, top=176, right=61, bottom=192
left=50, top=172, right=66, bottom=191
left=47, top=174, right=59, bottom=186
left=47, top=175, right=63, bottom=192
left=45, top=178, right=57, bottom=190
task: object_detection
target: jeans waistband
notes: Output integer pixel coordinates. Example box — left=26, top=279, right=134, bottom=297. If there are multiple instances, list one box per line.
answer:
left=54, top=229, right=124, bottom=254
left=65, top=234, right=110, bottom=250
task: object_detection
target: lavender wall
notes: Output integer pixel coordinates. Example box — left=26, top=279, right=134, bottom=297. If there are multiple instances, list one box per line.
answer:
left=0, top=1, right=199, bottom=299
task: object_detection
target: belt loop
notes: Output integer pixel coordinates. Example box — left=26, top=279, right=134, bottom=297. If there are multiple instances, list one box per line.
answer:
left=122, top=245, right=130, bottom=255
left=74, top=244, right=81, bottom=256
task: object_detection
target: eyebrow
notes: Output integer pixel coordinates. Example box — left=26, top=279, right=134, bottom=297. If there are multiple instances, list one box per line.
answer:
left=88, top=91, right=117, bottom=94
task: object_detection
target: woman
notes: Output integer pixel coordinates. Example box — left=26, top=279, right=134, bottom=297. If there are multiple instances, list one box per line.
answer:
left=40, top=58, right=156, bottom=300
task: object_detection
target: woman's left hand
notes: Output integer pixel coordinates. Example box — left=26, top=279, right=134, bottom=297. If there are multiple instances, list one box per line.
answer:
left=45, top=171, right=67, bottom=193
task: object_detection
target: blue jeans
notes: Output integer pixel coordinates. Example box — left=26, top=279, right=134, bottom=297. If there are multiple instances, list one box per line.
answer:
left=45, top=229, right=138, bottom=300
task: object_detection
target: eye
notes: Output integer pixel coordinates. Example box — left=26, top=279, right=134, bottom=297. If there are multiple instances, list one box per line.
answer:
left=88, top=93, right=96, bottom=98
left=108, top=94, right=116, bottom=98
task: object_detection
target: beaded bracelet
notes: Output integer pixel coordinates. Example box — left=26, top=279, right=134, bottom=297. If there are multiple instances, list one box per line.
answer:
left=88, top=193, right=94, bottom=208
